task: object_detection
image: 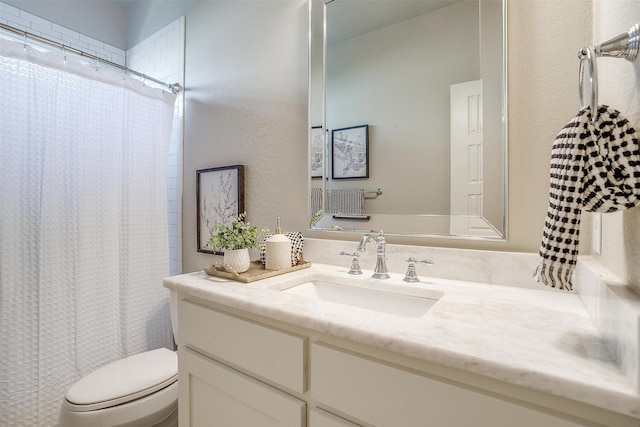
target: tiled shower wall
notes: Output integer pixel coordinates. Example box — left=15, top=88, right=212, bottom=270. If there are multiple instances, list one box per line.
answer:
left=0, top=2, right=126, bottom=65
left=127, top=18, right=185, bottom=276
left=0, top=2, right=184, bottom=275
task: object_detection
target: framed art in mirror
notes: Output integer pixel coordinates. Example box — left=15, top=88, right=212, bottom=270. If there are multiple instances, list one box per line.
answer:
left=332, top=124, right=369, bottom=179
left=196, top=165, right=245, bottom=254
left=310, top=126, right=324, bottom=179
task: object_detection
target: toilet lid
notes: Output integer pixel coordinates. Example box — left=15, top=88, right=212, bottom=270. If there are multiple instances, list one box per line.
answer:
left=66, top=348, right=177, bottom=408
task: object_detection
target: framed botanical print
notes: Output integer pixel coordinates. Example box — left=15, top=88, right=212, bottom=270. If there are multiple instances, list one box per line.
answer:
left=196, top=165, right=245, bottom=254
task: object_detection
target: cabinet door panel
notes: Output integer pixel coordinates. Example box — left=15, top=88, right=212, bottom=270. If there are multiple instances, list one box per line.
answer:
left=179, top=347, right=305, bottom=427
left=311, top=343, right=581, bottom=427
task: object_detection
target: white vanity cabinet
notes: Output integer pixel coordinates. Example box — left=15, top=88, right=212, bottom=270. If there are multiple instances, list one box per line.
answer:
left=175, top=296, right=627, bottom=427
left=178, top=347, right=306, bottom=426
left=311, top=343, right=582, bottom=427
left=177, top=299, right=307, bottom=426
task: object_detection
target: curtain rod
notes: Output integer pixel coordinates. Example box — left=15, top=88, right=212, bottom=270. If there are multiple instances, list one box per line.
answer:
left=0, top=22, right=182, bottom=94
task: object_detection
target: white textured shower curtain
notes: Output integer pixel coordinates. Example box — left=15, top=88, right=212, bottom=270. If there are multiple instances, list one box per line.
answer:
left=0, top=38, right=177, bottom=426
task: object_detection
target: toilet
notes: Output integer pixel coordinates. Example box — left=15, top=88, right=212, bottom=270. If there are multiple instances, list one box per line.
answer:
left=58, top=292, right=179, bottom=427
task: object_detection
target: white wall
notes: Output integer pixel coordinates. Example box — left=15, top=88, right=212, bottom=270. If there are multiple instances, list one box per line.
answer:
left=464, top=0, right=591, bottom=252
left=592, top=0, right=640, bottom=289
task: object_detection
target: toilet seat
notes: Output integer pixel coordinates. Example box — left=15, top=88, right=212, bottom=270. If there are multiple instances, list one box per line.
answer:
left=65, top=348, right=177, bottom=411
left=59, top=380, right=177, bottom=427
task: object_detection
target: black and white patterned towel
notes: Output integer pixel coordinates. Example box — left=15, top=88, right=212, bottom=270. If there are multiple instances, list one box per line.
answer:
left=536, top=106, right=640, bottom=290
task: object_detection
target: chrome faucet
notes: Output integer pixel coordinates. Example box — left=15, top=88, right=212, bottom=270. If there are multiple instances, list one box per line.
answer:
left=357, top=231, right=390, bottom=279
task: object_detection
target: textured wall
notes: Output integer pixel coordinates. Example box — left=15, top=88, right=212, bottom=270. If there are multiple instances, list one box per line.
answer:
left=500, top=0, right=592, bottom=252
left=592, top=0, right=640, bottom=288
left=181, top=1, right=309, bottom=273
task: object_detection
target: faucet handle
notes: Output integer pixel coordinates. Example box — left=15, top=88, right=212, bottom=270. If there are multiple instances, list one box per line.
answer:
left=340, top=251, right=363, bottom=275
left=403, top=257, right=433, bottom=283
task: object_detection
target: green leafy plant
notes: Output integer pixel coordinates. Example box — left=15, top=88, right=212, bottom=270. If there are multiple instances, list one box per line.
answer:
left=206, top=213, right=265, bottom=251
left=310, top=209, right=323, bottom=227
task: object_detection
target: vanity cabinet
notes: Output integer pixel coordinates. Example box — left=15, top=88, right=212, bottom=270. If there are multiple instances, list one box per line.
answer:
left=178, top=299, right=306, bottom=393
left=177, top=299, right=307, bottom=426
left=311, top=344, right=581, bottom=427
left=175, top=297, right=614, bottom=427
left=178, top=347, right=306, bottom=426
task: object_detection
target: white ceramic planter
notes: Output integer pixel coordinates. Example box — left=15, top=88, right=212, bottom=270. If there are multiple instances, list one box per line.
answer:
left=224, top=248, right=251, bottom=273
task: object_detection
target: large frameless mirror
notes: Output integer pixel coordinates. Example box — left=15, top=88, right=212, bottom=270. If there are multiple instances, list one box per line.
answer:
left=309, top=0, right=507, bottom=239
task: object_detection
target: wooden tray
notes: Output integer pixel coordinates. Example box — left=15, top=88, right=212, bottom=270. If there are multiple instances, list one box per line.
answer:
left=204, top=260, right=311, bottom=283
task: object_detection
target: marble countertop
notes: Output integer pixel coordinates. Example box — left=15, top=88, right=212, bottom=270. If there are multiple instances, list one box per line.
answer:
left=164, top=263, right=639, bottom=419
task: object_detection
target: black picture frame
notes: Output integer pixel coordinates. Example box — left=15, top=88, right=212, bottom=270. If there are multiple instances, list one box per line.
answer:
left=331, top=125, right=369, bottom=179
left=196, top=165, right=245, bottom=254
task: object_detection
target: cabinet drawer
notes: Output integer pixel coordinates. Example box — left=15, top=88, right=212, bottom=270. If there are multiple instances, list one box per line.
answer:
left=179, top=299, right=306, bottom=392
left=311, top=343, right=581, bottom=427
left=179, top=347, right=306, bottom=427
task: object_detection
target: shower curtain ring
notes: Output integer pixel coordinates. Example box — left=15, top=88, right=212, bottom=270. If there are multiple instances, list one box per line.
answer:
left=578, top=46, right=599, bottom=122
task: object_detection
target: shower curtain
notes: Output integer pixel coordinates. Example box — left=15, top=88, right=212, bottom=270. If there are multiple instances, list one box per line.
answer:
left=0, top=37, right=177, bottom=426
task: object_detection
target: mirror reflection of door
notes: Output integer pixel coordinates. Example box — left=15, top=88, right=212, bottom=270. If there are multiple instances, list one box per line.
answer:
left=450, top=80, right=498, bottom=237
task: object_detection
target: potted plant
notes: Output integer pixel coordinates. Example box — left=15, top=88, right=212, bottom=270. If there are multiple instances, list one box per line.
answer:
left=206, top=213, right=264, bottom=273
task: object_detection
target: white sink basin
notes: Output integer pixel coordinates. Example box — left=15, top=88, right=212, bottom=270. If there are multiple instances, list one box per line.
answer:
left=281, top=280, right=442, bottom=318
